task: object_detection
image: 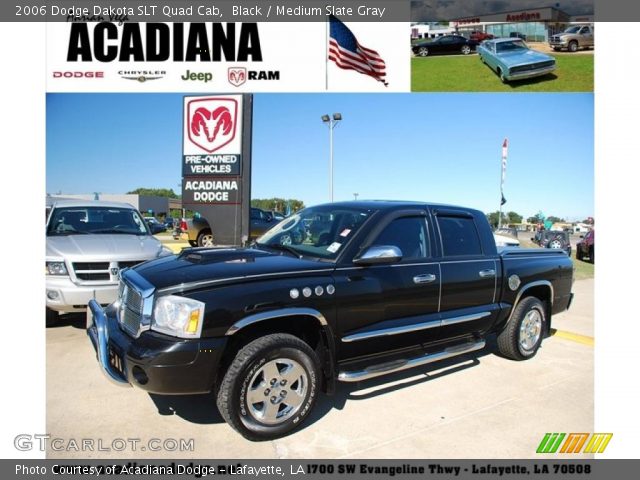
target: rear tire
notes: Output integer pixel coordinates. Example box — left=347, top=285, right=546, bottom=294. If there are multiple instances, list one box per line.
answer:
left=497, top=297, right=546, bottom=361
left=589, top=246, right=594, bottom=264
left=576, top=248, right=584, bottom=261
left=46, top=308, right=58, bottom=328
left=216, top=333, right=321, bottom=441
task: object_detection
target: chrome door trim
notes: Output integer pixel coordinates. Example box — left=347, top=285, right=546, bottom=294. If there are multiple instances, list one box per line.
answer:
left=341, top=311, right=491, bottom=343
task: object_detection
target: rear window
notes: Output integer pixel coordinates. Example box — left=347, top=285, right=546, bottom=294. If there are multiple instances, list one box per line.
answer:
left=437, top=216, right=483, bottom=256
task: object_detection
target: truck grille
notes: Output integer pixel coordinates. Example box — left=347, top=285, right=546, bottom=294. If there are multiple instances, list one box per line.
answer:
left=511, top=60, right=555, bottom=74
left=72, top=260, right=146, bottom=283
left=120, top=284, right=143, bottom=337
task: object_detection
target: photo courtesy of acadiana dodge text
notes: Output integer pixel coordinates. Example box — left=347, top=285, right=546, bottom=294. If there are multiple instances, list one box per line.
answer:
left=46, top=92, right=593, bottom=458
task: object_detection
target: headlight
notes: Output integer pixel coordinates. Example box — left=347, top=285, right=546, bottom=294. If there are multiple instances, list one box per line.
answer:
left=46, top=261, right=68, bottom=275
left=152, top=295, right=205, bottom=338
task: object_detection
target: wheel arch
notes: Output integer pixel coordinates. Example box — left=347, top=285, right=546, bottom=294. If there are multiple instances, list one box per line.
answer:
left=506, top=280, right=554, bottom=332
left=220, top=308, right=337, bottom=394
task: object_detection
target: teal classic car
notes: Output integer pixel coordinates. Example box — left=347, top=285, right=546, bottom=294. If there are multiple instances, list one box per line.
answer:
left=478, top=38, right=556, bottom=83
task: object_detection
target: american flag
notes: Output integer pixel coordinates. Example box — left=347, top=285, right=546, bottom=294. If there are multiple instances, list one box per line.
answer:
left=328, top=15, right=387, bottom=86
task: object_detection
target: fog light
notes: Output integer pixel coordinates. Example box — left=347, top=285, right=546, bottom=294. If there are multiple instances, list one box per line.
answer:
left=47, top=290, right=60, bottom=300
left=132, top=366, right=148, bottom=385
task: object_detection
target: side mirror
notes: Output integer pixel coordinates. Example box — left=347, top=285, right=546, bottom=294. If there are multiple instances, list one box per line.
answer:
left=353, top=245, right=403, bottom=266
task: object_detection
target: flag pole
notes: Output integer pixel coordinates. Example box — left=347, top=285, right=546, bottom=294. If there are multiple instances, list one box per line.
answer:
left=325, top=13, right=329, bottom=90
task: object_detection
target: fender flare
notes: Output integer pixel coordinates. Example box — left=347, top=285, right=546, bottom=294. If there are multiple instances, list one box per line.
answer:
left=506, top=280, right=554, bottom=325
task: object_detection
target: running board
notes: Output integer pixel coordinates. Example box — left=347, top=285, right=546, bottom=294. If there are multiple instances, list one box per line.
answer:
left=337, top=340, right=486, bottom=383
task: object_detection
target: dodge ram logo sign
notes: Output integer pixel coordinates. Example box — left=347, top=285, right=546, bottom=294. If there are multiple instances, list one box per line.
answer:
left=187, top=97, right=238, bottom=154
left=228, top=68, right=247, bottom=87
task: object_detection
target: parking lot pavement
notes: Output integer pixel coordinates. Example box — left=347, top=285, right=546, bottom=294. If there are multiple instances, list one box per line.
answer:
left=46, top=279, right=593, bottom=459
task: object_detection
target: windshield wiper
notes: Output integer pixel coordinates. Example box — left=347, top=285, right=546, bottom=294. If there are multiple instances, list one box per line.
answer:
left=256, top=242, right=302, bottom=258
left=89, top=228, right=139, bottom=235
left=49, top=230, right=91, bottom=236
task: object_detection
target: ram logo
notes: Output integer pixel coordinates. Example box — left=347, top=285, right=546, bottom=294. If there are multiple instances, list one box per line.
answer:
left=187, top=98, right=238, bottom=153
left=228, top=68, right=247, bottom=87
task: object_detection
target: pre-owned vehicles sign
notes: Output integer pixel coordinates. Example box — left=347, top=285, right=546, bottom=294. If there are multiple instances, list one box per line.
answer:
left=182, top=94, right=252, bottom=245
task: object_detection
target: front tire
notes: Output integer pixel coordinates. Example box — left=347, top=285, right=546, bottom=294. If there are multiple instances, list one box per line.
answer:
left=216, top=334, right=321, bottom=441
left=569, top=40, right=579, bottom=52
left=589, top=246, right=594, bottom=264
left=46, top=308, right=58, bottom=328
left=461, top=45, right=471, bottom=55
left=497, top=297, right=546, bottom=360
left=417, top=46, right=429, bottom=57
left=497, top=68, right=508, bottom=83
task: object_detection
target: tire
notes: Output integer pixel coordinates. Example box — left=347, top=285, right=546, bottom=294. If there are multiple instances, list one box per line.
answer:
left=589, top=246, right=594, bottom=264
left=576, top=247, right=584, bottom=261
left=548, top=235, right=566, bottom=250
left=46, top=308, right=58, bottom=328
left=497, top=297, right=546, bottom=361
left=461, top=45, right=471, bottom=55
left=417, top=46, right=429, bottom=57
left=216, top=333, right=321, bottom=441
left=569, top=40, right=579, bottom=52
left=197, top=229, right=214, bottom=247
left=497, top=68, right=508, bottom=83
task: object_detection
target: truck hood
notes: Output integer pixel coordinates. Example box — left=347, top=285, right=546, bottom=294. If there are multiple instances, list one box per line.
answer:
left=46, top=234, right=165, bottom=261
left=498, top=49, right=553, bottom=66
left=134, top=247, right=335, bottom=292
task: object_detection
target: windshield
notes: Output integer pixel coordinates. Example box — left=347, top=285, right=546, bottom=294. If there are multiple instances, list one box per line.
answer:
left=255, top=205, right=372, bottom=260
left=47, top=206, right=150, bottom=236
left=563, top=26, right=581, bottom=33
left=496, top=40, right=528, bottom=53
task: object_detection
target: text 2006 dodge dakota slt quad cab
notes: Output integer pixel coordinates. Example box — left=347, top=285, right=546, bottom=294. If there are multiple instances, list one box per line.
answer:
left=88, top=201, right=574, bottom=440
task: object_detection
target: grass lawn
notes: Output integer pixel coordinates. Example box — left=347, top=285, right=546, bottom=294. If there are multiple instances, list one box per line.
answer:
left=520, top=238, right=594, bottom=280
left=411, top=54, right=593, bottom=92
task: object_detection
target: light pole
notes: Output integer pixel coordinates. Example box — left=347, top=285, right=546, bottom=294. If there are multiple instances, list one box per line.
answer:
left=353, top=193, right=359, bottom=200
left=322, top=113, right=342, bottom=202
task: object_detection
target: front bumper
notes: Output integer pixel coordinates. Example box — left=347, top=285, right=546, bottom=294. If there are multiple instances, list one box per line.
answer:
left=86, top=300, right=227, bottom=394
left=549, top=40, right=569, bottom=48
left=46, top=276, right=117, bottom=312
left=506, top=65, right=556, bottom=81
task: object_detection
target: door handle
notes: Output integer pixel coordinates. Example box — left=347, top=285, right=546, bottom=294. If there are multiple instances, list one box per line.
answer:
left=479, top=269, right=496, bottom=278
left=413, top=274, right=437, bottom=284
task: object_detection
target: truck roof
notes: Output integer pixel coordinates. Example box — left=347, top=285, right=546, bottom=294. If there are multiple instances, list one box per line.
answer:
left=315, top=200, right=482, bottom=214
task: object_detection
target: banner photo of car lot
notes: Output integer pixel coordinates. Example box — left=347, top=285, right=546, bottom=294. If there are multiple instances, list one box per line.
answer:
left=46, top=21, right=410, bottom=92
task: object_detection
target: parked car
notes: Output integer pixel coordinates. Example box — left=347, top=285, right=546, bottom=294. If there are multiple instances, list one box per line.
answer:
left=549, top=24, right=594, bottom=52
left=163, top=217, right=175, bottom=229
left=144, top=217, right=167, bottom=235
left=469, top=30, right=494, bottom=42
left=88, top=200, right=573, bottom=440
left=532, top=230, right=572, bottom=256
left=478, top=38, right=556, bottom=83
left=186, top=207, right=277, bottom=247
left=494, top=232, right=520, bottom=247
left=266, top=210, right=286, bottom=221
left=412, top=35, right=479, bottom=57
left=46, top=200, right=172, bottom=326
left=495, top=227, right=519, bottom=239
left=576, top=230, right=594, bottom=263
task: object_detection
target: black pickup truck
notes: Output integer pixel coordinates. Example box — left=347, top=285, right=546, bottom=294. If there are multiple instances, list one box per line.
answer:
left=87, top=201, right=574, bottom=440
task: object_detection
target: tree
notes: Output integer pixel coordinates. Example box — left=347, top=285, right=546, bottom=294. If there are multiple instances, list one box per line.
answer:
left=546, top=215, right=565, bottom=223
left=127, top=187, right=180, bottom=198
left=251, top=198, right=305, bottom=213
left=506, top=211, right=523, bottom=224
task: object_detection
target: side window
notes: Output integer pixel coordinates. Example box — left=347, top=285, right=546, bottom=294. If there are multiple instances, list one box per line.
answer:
left=372, top=217, right=429, bottom=259
left=437, top=216, right=483, bottom=256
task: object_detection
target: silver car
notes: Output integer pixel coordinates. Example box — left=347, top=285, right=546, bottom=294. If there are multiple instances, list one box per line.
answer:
left=46, top=200, right=172, bottom=326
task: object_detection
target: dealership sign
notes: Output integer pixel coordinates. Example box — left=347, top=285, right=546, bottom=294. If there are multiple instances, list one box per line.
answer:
left=182, top=94, right=252, bottom=245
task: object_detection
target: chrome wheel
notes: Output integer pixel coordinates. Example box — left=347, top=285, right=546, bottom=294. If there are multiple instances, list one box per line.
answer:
left=246, top=358, right=308, bottom=426
left=199, top=233, right=214, bottom=247
left=549, top=239, right=563, bottom=249
left=519, top=309, right=542, bottom=352
left=418, top=47, right=429, bottom=57
left=461, top=45, right=471, bottom=55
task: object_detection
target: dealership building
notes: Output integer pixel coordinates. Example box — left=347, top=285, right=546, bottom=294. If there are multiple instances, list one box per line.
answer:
left=411, top=7, right=591, bottom=42
left=452, top=7, right=588, bottom=42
